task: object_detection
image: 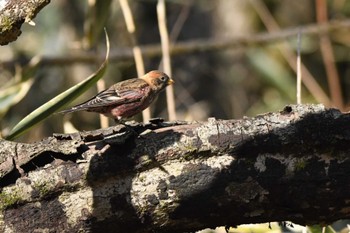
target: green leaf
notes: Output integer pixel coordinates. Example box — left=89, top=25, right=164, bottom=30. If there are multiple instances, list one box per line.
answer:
left=6, top=29, right=110, bottom=140
left=85, top=0, right=112, bottom=48
left=0, top=79, right=34, bottom=118
left=247, top=47, right=296, bottom=101
left=0, top=63, right=39, bottom=119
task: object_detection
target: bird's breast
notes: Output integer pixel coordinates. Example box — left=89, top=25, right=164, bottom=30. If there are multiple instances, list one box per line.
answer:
left=110, top=91, right=156, bottom=119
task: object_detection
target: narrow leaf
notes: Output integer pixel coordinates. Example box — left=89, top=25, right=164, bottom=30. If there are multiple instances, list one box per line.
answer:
left=0, top=79, right=34, bottom=118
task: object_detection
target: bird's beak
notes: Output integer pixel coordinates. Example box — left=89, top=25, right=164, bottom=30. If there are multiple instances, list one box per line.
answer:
left=167, top=78, right=175, bottom=85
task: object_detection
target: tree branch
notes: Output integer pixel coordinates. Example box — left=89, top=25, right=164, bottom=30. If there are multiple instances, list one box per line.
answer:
left=2, top=19, right=350, bottom=67
left=0, top=0, right=50, bottom=45
left=0, top=104, right=349, bottom=232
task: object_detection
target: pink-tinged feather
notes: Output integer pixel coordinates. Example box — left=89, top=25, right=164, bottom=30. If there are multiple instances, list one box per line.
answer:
left=59, top=70, right=174, bottom=122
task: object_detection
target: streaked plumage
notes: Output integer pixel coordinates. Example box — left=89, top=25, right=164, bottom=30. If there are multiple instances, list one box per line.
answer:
left=59, top=70, right=174, bottom=121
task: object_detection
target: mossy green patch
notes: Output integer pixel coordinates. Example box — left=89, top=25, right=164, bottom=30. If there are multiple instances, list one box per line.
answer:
left=0, top=189, right=23, bottom=210
left=295, top=159, right=307, bottom=171
left=33, top=181, right=51, bottom=197
left=0, top=16, right=14, bottom=32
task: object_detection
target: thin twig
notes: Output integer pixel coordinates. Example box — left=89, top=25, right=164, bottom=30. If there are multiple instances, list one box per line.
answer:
left=97, top=80, right=109, bottom=128
left=158, top=1, right=191, bottom=69
left=2, top=19, right=350, bottom=69
left=296, top=30, right=302, bottom=105
left=249, top=0, right=331, bottom=106
left=157, top=2, right=192, bottom=114
left=169, top=1, right=192, bottom=42
left=119, top=0, right=151, bottom=122
left=316, top=0, right=343, bottom=109
left=157, top=0, right=177, bottom=120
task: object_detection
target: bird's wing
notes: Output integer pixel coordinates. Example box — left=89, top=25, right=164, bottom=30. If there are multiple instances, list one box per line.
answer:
left=59, top=85, right=147, bottom=114
left=79, top=87, right=145, bottom=108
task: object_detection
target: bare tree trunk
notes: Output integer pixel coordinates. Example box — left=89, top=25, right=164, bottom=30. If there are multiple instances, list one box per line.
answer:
left=0, top=104, right=349, bottom=233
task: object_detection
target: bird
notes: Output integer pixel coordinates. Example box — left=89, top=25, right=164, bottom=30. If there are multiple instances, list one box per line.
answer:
left=59, top=70, right=174, bottom=122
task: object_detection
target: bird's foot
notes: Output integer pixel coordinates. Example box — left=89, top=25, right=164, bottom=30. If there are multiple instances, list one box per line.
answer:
left=114, top=120, right=145, bottom=138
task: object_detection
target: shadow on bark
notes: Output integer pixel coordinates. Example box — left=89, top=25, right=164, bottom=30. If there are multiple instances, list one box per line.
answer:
left=168, top=109, right=350, bottom=230
left=84, top=108, right=350, bottom=232
left=86, top=128, right=183, bottom=232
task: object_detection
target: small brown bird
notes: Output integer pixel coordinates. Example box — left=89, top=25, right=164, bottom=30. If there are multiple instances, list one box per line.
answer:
left=59, top=70, right=174, bottom=122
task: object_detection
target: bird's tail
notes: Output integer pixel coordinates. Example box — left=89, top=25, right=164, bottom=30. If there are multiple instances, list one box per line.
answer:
left=58, top=106, right=86, bottom=114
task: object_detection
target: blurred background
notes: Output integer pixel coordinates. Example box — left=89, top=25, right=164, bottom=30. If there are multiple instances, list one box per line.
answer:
left=1, top=0, right=350, bottom=143
left=1, top=1, right=350, bottom=232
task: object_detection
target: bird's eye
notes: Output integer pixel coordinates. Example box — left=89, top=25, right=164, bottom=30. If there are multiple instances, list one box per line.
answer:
left=160, top=76, right=167, bottom=81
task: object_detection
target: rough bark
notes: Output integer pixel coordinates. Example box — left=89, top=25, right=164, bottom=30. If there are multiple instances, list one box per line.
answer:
left=0, top=104, right=349, bottom=233
left=0, top=0, right=50, bottom=45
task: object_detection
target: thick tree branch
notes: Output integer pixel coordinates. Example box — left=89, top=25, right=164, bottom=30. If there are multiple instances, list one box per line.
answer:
left=0, top=104, right=349, bottom=232
left=0, top=0, right=50, bottom=45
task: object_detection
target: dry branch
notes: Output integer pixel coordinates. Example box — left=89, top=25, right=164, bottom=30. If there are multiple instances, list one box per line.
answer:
left=0, top=104, right=350, bottom=232
left=2, top=19, right=350, bottom=68
left=0, top=0, right=50, bottom=45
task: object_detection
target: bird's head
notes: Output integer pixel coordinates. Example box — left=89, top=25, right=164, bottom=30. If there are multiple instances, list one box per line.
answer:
left=141, top=70, right=174, bottom=92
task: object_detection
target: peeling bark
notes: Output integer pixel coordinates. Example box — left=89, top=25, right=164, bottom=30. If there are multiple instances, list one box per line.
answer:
left=0, top=104, right=350, bottom=233
left=0, top=0, right=50, bottom=45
